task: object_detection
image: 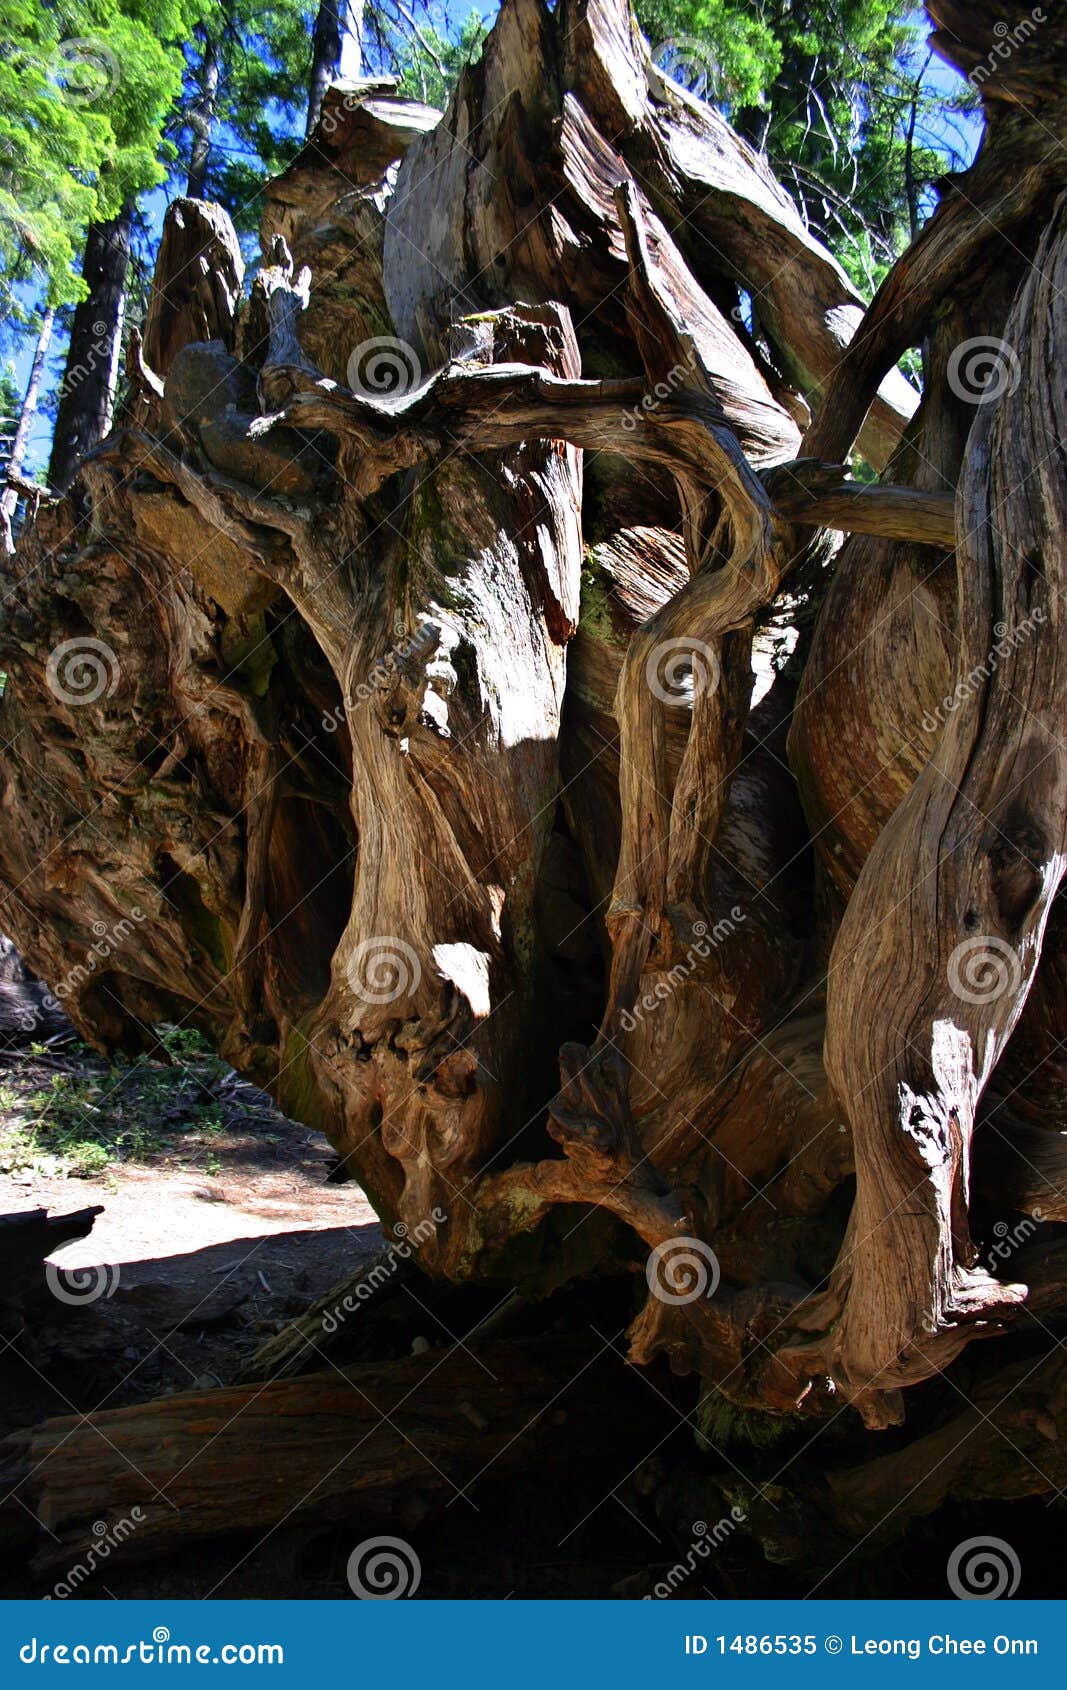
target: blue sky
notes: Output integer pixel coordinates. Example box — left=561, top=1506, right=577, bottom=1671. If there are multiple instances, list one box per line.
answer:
left=5, top=2, right=981, bottom=479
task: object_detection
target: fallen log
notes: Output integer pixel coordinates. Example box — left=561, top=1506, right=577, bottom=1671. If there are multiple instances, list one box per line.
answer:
left=0, top=1335, right=662, bottom=1574
left=0, top=1206, right=103, bottom=1268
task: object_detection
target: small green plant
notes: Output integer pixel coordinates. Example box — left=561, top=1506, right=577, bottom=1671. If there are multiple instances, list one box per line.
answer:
left=0, top=1026, right=237, bottom=1177
left=0, top=1120, right=47, bottom=1174
left=159, top=1025, right=213, bottom=1058
left=0, top=1112, right=111, bottom=1177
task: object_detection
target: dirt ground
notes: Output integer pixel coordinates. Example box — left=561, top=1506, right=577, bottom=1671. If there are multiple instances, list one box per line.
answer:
left=0, top=1036, right=677, bottom=1601
left=0, top=1034, right=382, bottom=1429
left=0, top=1033, right=694, bottom=1601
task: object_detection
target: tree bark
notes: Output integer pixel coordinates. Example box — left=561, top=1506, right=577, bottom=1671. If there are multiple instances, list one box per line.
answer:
left=186, top=30, right=222, bottom=200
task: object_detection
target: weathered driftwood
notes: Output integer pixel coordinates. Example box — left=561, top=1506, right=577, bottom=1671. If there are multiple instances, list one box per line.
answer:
left=1, top=0, right=1066, bottom=1550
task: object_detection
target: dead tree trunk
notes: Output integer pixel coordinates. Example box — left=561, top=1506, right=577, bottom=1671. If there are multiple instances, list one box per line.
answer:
left=0, top=305, right=53, bottom=553
left=1, top=0, right=1066, bottom=1560
left=306, top=0, right=364, bottom=137
left=185, top=27, right=222, bottom=200
left=49, top=206, right=133, bottom=494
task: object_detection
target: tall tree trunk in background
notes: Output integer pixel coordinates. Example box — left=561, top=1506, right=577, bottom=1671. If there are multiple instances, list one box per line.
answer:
left=48, top=206, right=133, bottom=494
left=185, top=30, right=222, bottom=199
left=2, top=0, right=1066, bottom=1578
left=307, top=0, right=364, bottom=137
left=0, top=305, right=53, bottom=553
